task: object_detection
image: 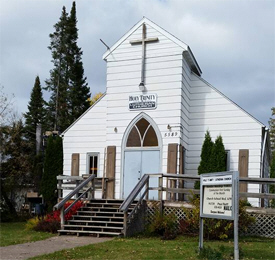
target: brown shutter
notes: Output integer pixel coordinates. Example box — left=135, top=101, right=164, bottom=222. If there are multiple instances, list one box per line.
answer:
left=238, top=149, right=249, bottom=193
left=71, top=153, right=80, bottom=176
left=106, top=146, right=116, bottom=199
left=167, top=143, right=178, bottom=201
left=167, top=143, right=178, bottom=173
left=178, top=145, right=185, bottom=201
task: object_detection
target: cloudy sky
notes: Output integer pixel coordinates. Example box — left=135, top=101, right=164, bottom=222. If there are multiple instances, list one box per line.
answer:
left=1, top=0, right=274, bottom=126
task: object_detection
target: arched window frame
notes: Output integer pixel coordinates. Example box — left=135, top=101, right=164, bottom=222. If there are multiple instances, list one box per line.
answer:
left=126, top=119, right=158, bottom=147
left=122, top=113, right=161, bottom=151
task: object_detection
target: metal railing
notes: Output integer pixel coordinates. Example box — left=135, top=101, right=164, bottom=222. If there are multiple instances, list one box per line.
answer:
left=119, top=174, right=149, bottom=237
left=54, top=174, right=96, bottom=228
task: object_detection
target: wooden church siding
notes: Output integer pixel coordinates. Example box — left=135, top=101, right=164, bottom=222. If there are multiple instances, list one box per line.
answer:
left=187, top=75, right=263, bottom=206
left=63, top=96, right=107, bottom=180
left=105, top=22, right=184, bottom=196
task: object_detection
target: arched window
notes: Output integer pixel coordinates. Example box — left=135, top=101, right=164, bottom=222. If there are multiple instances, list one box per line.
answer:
left=126, top=118, right=158, bottom=147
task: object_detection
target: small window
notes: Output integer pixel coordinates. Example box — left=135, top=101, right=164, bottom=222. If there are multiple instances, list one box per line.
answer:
left=87, top=153, right=99, bottom=175
left=225, top=150, right=230, bottom=171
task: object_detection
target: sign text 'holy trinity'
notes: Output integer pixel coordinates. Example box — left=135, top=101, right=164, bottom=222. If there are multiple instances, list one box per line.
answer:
left=129, top=94, right=157, bottom=110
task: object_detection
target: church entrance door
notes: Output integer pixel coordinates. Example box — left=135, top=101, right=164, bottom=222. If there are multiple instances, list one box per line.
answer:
left=124, top=150, right=159, bottom=199
left=123, top=116, right=161, bottom=199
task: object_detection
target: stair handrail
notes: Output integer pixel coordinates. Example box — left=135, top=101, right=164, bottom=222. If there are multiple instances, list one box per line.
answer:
left=119, top=174, right=149, bottom=236
left=53, top=174, right=96, bottom=228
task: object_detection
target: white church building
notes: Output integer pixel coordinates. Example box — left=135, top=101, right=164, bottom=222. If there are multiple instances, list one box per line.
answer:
left=62, top=18, right=270, bottom=206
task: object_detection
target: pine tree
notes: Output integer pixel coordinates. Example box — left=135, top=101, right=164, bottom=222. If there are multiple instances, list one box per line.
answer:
left=24, top=76, right=45, bottom=152
left=210, top=135, right=226, bottom=173
left=45, top=6, right=70, bottom=132
left=195, top=130, right=214, bottom=189
left=41, top=135, right=63, bottom=210
left=45, top=2, right=90, bottom=132
left=67, top=1, right=90, bottom=123
left=24, top=76, right=46, bottom=192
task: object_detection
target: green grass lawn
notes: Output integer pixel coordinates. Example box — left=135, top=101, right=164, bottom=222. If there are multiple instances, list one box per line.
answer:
left=0, top=222, right=56, bottom=247
left=29, top=236, right=275, bottom=260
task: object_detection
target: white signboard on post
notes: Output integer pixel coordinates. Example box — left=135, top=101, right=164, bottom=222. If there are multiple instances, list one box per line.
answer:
left=199, top=171, right=239, bottom=259
left=201, top=174, right=234, bottom=220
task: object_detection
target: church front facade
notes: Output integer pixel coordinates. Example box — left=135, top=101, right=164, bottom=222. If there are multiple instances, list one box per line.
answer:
left=62, top=18, right=270, bottom=206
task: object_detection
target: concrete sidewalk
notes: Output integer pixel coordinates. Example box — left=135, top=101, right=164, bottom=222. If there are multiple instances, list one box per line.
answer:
left=0, top=235, right=113, bottom=260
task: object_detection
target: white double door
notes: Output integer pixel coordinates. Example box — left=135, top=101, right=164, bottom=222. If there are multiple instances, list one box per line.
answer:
left=123, top=150, right=160, bottom=200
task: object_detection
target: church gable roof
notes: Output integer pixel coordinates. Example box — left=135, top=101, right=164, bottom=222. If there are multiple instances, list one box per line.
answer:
left=102, top=17, right=202, bottom=76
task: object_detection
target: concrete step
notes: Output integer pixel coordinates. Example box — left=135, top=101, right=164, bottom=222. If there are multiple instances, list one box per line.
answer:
left=58, top=230, right=121, bottom=237
left=63, top=225, right=123, bottom=233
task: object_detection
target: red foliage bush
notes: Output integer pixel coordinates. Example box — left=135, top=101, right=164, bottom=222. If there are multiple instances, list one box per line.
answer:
left=46, top=200, right=83, bottom=222
left=34, top=201, right=83, bottom=233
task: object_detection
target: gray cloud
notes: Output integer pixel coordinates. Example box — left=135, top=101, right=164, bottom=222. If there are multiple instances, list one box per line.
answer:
left=0, top=0, right=274, bottom=126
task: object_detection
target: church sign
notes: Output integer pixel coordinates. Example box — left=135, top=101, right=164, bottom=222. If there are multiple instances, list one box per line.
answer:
left=201, top=173, right=234, bottom=219
left=199, top=171, right=239, bottom=259
left=129, top=94, right=157, bottom=110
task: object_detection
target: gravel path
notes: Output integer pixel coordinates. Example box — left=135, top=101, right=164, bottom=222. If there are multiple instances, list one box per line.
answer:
left=0, top=235, right=113, bottom=260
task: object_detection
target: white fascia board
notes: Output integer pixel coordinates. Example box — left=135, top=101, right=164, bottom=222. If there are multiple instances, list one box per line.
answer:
left=62, top=92, right=107, bottom=136
left=186, top=46, right=202, bottom=75
left=192, top=72, right=266, bottom=128
left=102, top=17, right=201, bottom=76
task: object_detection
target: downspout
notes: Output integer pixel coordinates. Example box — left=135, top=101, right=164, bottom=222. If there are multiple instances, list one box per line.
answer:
left=260, top=127, right=268, bottom=179
left=260, top=127, right=268, bottom=207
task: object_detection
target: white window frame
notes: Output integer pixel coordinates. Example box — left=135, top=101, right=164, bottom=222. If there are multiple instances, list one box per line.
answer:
left=86, top=152, right=100, bottom=175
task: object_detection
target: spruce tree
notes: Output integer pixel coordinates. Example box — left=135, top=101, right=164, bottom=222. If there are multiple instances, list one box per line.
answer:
left=67, top=1, right=90, bottom=122
left=210, top=135, right=226, bottom=173
left=45, top=2, right=90, bottom=132
left=198, top=131, right=214, bottom=174
left=24, top=76, right=45, bottom=152
left=195, top=130, right=214, bottom=188
left=41, top=135, right=63, bottom=210
left=45, top=6, right=70, bottom=132
left=24, top=76, right=46, bottom=192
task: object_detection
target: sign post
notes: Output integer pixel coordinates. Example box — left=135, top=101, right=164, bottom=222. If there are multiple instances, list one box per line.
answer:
left=199, top=171, right=239, bottom=260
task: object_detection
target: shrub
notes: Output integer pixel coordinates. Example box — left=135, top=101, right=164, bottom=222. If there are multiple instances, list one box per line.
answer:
left=179, top=195, right=255, bottom=240
left=148, top=211, right=177, bottom=240
left=34, top=219, right=60, bottom=233
left=25, top=217, right=40, bottom=230
left=30, top=200, right=83, bottom=233
left=41, top=135, right=63, bottom=210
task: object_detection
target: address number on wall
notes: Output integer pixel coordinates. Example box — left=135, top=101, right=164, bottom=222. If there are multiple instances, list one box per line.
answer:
left=163, top=132, right=179, bottom=138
